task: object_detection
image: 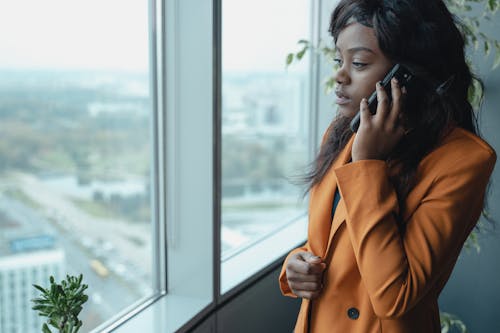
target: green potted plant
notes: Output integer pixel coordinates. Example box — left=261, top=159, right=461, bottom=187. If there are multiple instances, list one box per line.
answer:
left=32, top=274, right=89, bottom=333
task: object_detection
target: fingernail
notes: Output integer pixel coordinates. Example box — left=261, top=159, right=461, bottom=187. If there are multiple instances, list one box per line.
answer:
left=392, top=77, right=399, bottom=85
left=376, top=81, right=382, bottom=88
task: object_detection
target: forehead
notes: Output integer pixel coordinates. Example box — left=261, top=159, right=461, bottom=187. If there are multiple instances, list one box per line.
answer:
left=335, top=22, right=380, bottom=52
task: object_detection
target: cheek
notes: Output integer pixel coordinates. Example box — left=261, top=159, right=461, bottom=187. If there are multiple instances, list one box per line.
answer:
left=355, top=78, right=379, bottom=101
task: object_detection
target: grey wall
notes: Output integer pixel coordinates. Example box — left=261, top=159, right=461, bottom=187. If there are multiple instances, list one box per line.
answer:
left=438, top=13, right=500, bottom=332
left=191, top=267, right=301, bottom=333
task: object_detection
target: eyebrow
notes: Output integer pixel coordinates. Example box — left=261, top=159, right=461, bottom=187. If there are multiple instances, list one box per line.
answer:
left=335, top=46, right=375, bottom=54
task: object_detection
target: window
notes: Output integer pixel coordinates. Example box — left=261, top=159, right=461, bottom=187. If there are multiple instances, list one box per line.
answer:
left=0, top=0, right=156, bottom=331
left=220, top=0, right=312, bottom=292
left=0, top=0, right=325, bottom=331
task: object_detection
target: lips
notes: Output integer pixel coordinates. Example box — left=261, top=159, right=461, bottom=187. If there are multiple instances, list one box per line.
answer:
left=335, top=90, right=351, bottom=105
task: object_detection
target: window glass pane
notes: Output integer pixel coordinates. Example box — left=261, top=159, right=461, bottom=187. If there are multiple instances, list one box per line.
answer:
left=0, top=1, right=154, bottom=332
left=221, top=0, right=311, bottom=289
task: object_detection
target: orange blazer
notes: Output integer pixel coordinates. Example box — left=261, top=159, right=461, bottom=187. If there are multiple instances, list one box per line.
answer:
left=279, top=127, right=496, bottom=333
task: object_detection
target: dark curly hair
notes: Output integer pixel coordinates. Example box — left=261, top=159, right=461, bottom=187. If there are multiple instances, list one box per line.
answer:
left=303, top=0, right=485, bottom=227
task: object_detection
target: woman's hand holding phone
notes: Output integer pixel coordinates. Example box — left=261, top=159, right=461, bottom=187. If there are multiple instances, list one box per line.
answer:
left=351, top=77, right=406, bottom=162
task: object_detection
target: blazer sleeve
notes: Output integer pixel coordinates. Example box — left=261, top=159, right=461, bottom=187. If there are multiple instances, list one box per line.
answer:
left=334, top=146, right=496, bottom=319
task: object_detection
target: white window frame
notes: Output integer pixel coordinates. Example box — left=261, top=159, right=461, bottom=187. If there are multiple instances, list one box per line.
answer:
left=99, top=0, right=342, bottom=331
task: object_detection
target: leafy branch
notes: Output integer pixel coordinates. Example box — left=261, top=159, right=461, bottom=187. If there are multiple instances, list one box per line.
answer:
left=446, top=0, right=500, bottom=69
left=286, top=0, right=500, bottom=96
left=32, top=274, right=89, bottom=333
left=441, top=312, right=469, bottom=333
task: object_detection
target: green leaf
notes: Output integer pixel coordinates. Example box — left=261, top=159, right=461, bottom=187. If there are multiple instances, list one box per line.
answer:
left=324, top=76, right=336, bottom=95
left=33, top=305, right=49, bottom=311
left=32, top=298, right=46, bottom=304
left=464, top=230, right=480, bottom=253
left=296, top=48, right=307, bottom=60
left=42, top=323, right=53, bottom=333
left=482, top=208, right=492, bottom=220
left=297, top=39, right=309, bottom=45
left=488, top=0, right=498, bottom=12
left=73, top=320, right=83, bottom=333
left=484, top=41, right=490, bottom=56
left=440, top=312, right=468, bottom=333
left=57, top=285, right=66, bottom=296
left=493, top=43, right=500, bottom=69
left=285, top=53, right=294, bottom=67
left=33, top=284, right=48, bottom=294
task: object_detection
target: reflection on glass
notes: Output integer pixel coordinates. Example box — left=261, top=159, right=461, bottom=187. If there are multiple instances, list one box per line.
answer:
left=0, top=1, right=153, bottom=332
left=221, top=0, right=311, bottom=260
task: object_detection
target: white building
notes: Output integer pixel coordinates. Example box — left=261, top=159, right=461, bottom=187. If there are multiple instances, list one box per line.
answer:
left=0, top=249, right=64, bottom=333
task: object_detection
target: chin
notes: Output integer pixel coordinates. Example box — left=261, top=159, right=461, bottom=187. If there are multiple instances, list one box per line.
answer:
left=337, top=105, right=357, bottom=118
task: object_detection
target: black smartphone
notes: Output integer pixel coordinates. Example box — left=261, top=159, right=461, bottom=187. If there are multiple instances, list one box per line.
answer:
left=349, top=64, right=413, bottom=132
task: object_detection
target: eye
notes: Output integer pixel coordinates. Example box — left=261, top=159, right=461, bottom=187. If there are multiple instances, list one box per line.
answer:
left=352, top=62, right=367, bottom=68
left=333, top=58, right=343, bottom=66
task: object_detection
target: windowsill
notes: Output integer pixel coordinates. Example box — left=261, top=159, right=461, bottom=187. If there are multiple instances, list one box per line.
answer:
left=110, top=216, right=307, bottom=332
left=110, top=294, right=210, bottom=333
left=221, top=214, right=307, bottom=293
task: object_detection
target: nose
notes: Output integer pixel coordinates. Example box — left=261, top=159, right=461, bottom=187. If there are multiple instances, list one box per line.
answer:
left=334, top=65, right=350, bottom=85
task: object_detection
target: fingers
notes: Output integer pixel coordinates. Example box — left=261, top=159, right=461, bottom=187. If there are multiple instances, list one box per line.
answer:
left=353, top=77, right=407, bottom=161
left=286, top=252, right=327, bottom=299
left=290, top=281, right=323, bottom=292
left=388, top=78, right=403, bottom=129
left=288, top=254, right=326, bottom=275
left=294, top=290, right=323, bottom=300
left=288, top=274, right=324, bottom=300
left=359, top=98, right=370, bottom=126
left=301, top=252, right=322, bottom=264
left=287, top=271, right=322, bottom=283
left=375, top=81, right=390, bottom=119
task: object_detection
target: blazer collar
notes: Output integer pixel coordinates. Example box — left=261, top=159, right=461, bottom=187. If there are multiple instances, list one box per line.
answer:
left=308, top=134, right=355, bottom=257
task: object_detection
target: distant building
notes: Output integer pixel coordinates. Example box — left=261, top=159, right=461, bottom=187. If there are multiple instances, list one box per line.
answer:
left=222, top=72, right=308, bottom=140
left=0, top=196, right=64, bottom=333
left=0, top=249, right=64, bottom=333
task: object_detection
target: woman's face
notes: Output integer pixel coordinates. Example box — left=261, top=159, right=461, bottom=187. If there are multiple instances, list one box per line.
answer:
left=334, top=22, right=393, bottom=117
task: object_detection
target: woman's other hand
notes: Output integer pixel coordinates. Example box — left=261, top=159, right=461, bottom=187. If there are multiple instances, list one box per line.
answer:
left=352, top=78, right=406, bottom=162
left=286, top=251, right=326, bottom=299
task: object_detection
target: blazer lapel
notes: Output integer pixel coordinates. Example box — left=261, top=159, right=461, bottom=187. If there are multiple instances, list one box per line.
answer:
left=325, top=197, right=347, bottom=254
left=308, top=135, right=355, bottom=258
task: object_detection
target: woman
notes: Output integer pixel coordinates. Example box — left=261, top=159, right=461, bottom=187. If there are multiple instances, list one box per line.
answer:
left=279, top=1, right=496, bottom=332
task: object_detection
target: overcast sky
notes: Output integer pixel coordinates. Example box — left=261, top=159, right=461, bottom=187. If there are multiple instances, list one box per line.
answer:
left=0, top=0, right=310, bottom=73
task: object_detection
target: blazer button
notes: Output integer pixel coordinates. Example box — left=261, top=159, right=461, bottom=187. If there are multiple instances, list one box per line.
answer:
left=347, top=307, right=360, bottom=320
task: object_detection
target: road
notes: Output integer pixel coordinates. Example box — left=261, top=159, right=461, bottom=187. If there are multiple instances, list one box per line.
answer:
left=1, top=174, right=154, bottom=332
